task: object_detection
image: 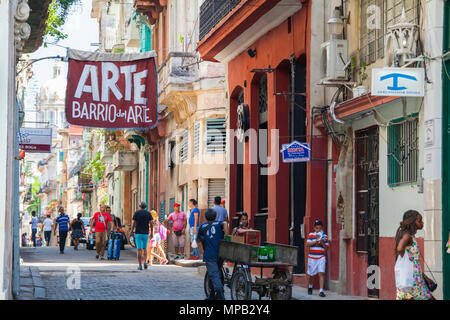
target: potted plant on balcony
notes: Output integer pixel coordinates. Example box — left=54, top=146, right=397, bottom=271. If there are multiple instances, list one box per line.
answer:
left=351, top=55, right=368, bottom=98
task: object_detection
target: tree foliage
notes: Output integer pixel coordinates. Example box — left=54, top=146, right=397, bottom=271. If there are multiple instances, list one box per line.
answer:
left=84, top=152, right=105, bottom=183
left=44, top=0, right=81, bottom=43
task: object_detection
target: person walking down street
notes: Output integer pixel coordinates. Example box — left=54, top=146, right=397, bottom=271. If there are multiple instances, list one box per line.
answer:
left=188, top=199, right=200, bottom=260
left=147, top=212, right=168, bottom=266
left=164, top=203, right=187, bottom=260
left=42, top=214, right=53, bottom=246
left=305, top=219, right=329, bottom=297
left=29, top=211, right=38, bottom=248
left=131, top=201, right=153, bottom=270
left=55, top=207, right=70, bottom=254
left=395, top=210, right=434, bottom=300
left=90, top=204, right=112, bottom=260
left=212, top=196, right=228, bottom=223
left=198, top=208, right=228, bottom=300
left=71, top=213, right=85, bottom=251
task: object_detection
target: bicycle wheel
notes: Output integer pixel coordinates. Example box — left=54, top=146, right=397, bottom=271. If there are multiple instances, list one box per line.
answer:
left=230, top=270, right=252, bottom=300
left=204, top=272, right=214, bottom=298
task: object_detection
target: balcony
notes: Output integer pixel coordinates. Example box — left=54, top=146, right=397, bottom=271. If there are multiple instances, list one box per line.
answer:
left=158, top=52, right=198, bottom=97
left=197, top=0, right=304, bottom=62
left=199, top=0, right=242, bottom=40
left=78, top=173, right=93, bottom=193
left=113, top=150, right=137, bottom=171
left=43, top=180, right=56, bottom=194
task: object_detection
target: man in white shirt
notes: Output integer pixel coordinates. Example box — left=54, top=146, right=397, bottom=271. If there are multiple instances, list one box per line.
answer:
left=29, top=211, right=38, bottom=247
left=42, top=214, right=54, bottom=246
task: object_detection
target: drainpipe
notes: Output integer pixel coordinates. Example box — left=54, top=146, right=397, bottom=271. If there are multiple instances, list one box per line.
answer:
left=289, top=54, right=295, bottom=246
left=145, top=153, right=149, bottom=206
left=12, top=95, right=20, bottom=297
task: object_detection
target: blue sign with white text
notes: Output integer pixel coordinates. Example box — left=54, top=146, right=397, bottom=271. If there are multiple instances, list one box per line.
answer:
left=280, top=141, right=310, bottom=163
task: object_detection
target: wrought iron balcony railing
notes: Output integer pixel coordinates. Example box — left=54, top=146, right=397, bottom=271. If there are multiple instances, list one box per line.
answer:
left=199, top=0, right=242, bottom=40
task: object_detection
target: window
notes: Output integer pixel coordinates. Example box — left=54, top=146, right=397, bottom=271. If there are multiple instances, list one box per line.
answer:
left=206, top=118, right=226, bottom=153
left=194, top=121, right=200, bottom=156
left=49, top=111, right=55, bottom=125
left=180, top=130, right=189, bottom=162
left=360, top=0, right=419, bottom=65
left=387, top=116, right=418, bottom=186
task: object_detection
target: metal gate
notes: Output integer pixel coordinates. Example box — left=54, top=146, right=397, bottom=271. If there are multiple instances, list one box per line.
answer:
left=355, top=126, right=379, bottom=298
left=208, top=179, right=225, bottom=208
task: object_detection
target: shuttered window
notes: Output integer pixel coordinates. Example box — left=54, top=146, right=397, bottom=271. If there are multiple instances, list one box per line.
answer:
left=159, top=200, right=166, bottom=222
left=388, top=116, right=419, bottom=186
left=206, top=118, right=226, bottom=153
left=194, top=121, right=200, bottom=156
left=208, top=179, right=225, bottom=208
left=180, top=130, right=189, bottom=162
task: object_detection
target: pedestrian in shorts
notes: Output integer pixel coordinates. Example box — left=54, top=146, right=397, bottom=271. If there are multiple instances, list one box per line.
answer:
left=306, top=219, right=329, bottom=297
left=164, top=203, right=187, bottom=260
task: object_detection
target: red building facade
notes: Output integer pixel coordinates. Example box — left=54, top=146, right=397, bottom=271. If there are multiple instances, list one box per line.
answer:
left=198, top=0, right=328, bottom=276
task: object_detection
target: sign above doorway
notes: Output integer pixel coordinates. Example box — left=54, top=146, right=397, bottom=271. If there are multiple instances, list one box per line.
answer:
left=371, top=67, right=425, bottom=97
left=65, top=49, right=158, bottom=129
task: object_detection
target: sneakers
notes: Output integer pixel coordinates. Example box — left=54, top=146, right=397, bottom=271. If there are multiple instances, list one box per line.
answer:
left=189, top=256, right=200, bottom=260
left=138, top=265, right=143, bottom=271
left=96, top=255, right=99, bottom=259
left=319, top=291, right=326, bottom=298
left=174, top=255, right=180, bottom=260
left=144, top=262, right=148, bottom=269
left=179, top=255, right=185, bottom=260
left=307, top=287, right=313, bottom=295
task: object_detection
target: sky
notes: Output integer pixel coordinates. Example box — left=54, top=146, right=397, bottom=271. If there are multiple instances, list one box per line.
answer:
left=25, top=0, right=99, bottom=110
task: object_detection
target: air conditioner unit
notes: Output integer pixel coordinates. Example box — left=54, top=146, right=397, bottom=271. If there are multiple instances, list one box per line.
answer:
left=320, top=39, right=348, bottom=81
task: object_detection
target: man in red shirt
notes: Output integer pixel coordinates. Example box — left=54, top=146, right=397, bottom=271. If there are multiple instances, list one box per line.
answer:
left=90, top=204, right=112, bottom=260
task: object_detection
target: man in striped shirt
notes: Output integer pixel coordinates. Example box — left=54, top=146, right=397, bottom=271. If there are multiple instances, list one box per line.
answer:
left=306, top=219, right=329, bottom=297
left=55, top=207, right=70, bottom=254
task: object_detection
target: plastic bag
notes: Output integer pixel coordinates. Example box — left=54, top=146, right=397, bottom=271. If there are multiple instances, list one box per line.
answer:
left=192, top=239, right=198, bottom=248
left=159, top=224, right=168, bottom=241
left=395, top=251, right=414, bottom=290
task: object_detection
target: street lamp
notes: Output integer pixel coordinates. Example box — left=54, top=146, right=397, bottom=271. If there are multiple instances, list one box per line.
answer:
left=327, top=7, right=344, bottom=37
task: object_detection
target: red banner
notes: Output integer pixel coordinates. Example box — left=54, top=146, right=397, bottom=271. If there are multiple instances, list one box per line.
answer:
left=65, top=49, right=158, bottom=129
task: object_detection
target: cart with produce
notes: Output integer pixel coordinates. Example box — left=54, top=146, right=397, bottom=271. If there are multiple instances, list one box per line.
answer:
left=217, top=240, right=298, bottom=300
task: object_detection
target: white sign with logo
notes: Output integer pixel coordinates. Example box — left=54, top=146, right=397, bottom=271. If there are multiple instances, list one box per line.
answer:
left=371, top=68, right=424, bottom=97
left=19, top=128, right=52, bottom=152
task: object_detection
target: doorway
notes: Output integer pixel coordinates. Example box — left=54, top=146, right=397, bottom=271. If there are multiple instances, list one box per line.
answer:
left=355, top=126, right=379, bottom=298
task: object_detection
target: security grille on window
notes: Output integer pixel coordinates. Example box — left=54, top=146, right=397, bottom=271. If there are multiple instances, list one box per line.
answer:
left=388, top=116, right=418, bottom=186
left=360, top=0, right=419, bottom=65
left=194, top=121, right=200, bottom=156
left=180, top=130, right=189, bottom=162
left=206, top=118, right=226, bottom=153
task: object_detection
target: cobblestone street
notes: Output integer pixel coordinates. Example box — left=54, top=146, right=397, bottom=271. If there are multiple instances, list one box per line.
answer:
left=19, top=245, right=364, bottom=300
left=20, top=245, right=212, bottom=300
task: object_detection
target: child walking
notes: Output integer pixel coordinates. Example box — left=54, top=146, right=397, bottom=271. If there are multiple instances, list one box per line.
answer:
left=147, top=216, right=168, bottom=265
left=306, top=219, right=329, bottom=297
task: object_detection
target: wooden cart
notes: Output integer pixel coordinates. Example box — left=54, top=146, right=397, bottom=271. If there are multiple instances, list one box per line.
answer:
left=217, top=240, right=298, bottom=300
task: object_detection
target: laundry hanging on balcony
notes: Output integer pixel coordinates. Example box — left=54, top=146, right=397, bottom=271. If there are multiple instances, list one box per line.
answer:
left=65, top=49, right=158, bottom=129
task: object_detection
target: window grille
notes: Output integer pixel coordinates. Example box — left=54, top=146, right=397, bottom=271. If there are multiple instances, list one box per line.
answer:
left=206, top=118, right=226, bottom=153
left=360, top=0, right=419, bottom=65
left=388, top=116, right=419, bottom=186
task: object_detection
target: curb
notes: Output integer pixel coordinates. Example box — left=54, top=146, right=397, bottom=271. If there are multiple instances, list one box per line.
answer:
left=17, top=266, right=46, bottom=300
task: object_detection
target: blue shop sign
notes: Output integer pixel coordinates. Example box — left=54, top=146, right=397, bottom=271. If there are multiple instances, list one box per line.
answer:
left=280, top=141, right=310, bottom=163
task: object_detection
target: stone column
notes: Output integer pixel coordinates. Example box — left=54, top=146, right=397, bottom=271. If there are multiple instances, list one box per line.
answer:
left=423, top=0, right=444, bottom=301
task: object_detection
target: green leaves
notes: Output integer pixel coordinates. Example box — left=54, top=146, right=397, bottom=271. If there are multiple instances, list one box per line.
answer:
left=83, top=152, right=105, bottom=183
left=44, top=0, right=81, bottom=43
